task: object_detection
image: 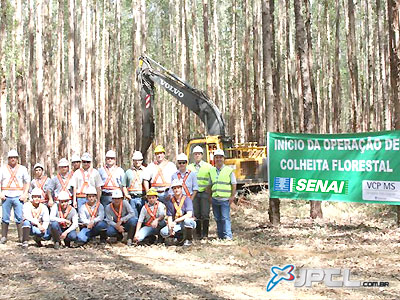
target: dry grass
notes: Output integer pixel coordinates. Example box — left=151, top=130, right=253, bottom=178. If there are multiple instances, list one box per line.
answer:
left=0, top=195, right=399, bottom=299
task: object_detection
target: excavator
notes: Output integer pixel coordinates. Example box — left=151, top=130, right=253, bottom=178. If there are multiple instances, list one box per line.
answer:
left=137, top=55, right=268, bottom=192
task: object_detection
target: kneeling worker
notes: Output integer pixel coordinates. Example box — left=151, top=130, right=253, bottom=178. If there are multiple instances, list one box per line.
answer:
left=77, top=186, right=108, bottom=244
left=105, top=189, right=137, bottom=246
left=133, top=188, right=166, bottom=244
left=21, top=187, right=51, bottom=248
left=49, top=191, right=78, bottom=249
left=160, top=179, right=196, bottom=246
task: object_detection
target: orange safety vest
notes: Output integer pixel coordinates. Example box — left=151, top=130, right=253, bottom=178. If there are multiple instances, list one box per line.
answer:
left=57, top=172, right=73, bottom=196
left=77, top=168, right=93, bottom=197
left=58, top=203, right=72, bottom=228
left=144, top=201, right=159, bottom=226
left=102, top=166, right=119, bottom=190
left=110, top=201, right=123, bottom=223
left=85, top=201, right=100, bottom=222
left=2, top=164, right=24, bottom=191
left=127, top=168, right=145, bottom=192
left=151, top=161, right=169, bottom=188
left=172, top=195, right=186, bottom=219
left=31, top=204, right=43, bottom=220
left=177, top=171, right=192, bottom=197
left=36, top=176, right=49, bottom=202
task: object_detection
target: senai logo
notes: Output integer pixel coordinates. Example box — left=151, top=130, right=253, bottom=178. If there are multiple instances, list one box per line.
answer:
left=273, top=177, right=349, bottom=195
left=266, top=265, right=389, bottom=291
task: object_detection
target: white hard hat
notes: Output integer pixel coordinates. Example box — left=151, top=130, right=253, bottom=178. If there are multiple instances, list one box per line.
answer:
left=170, top=179, right=183, bottom=188
left=105, top=150, right=116, bottom=158
left=192, top=146, right=204, bottom=154
left=85, top=186, right=98, bottom=196
left=176, top=153, right=188, bottom=162
left=81, top=152, right=92, bottom=162
left=132, top=151, right=143, bottom=160
left=112, top=189, right=124, bottom=199
left=58, top=158, right=69, bottom=167
left=7, top=149, right=19, bottom=158
left=33, top=163, right=44, bottom=170
left=57, top=191, right=71, bottom=201
left=71, top=154, right=81, bottom=162
left=214, top=149, right=225, bottom=157
left=31, top=187, right=43, bottom=198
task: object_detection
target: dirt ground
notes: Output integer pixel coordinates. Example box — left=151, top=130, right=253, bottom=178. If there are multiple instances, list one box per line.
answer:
left=0, top=193, right=399, bottom=300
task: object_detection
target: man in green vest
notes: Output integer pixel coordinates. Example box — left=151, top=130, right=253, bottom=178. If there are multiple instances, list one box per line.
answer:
left=188, top=146, right=212, bottom=239
left=208, top=149, right=236, bottom=240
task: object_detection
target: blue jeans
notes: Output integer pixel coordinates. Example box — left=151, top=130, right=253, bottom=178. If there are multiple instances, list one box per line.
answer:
left=136, top=220, right=166, bottom=242
left=160, top=219, right=196, bottom=238
left=106, top=217, right=138, bottom=237
left=100, top=194, right=112, bottom=208
left=50, top=221, right=77, bottom=241
left=22, top=220, right=51, bottom=240
left=212, top=199, right=232, bottom=239
left=129, top=196, right=145, bottom=217
left=77, top=197, right=87, bottom=211
left=77, top=221, right=108, bottom=243
left=2, top=196, right=23, bottom=224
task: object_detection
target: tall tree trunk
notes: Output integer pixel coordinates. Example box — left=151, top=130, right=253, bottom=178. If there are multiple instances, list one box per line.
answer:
left=253, top=0, right=261, bottom=144
left=69, top=0, right=78, bottom=157
left=388, top=0, right=400, bottom=225
left=263, top=0, right=280, bottom=225
left=202, top=0, right=212, bottom=97
left=15, top=0, right=27, bottom=166
left=228, top=0, right=237, bottom=139
left=346, top=0, right=360, bottom=132
left=243, top=0, right=252, bottom=141
left=332, top=0, right=341, bottom=133
left=294, top=0, right=323, bottom=219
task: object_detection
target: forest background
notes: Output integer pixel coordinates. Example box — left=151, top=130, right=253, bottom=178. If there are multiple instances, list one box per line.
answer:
left=0, top=0, right=399, bottom=174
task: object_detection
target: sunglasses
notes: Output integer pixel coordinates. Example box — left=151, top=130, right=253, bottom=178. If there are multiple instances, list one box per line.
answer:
left=82, top=161, right=91, bottom=163
left=178, top=161, right=187, bottom=165
left=106, top=157, right=115, bottom=160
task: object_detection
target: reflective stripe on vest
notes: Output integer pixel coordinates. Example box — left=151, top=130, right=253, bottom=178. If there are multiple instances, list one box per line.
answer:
left=144, top=201, right=159, bottom=226
left=188, top=162, right=212, bottom=192
left=151, top=162, right=169, bottom=187
left=36, top=176, right=48, bottom=201
left=3, top=165, right=24, bottom=191
left=210, top=166, right=233, bottom=198
left=128, top=168, right=145, bottom=192
left=102, top=166, right=120, bottom=190
left=77, top=168, right=93, bottom=197
left=177, top=171, right=191, bottom=197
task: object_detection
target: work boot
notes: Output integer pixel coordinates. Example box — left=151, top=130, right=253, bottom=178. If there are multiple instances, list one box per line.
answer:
left=202, top=220, right=209, bottom=239
left=183, top=228, right=193, bottom=247
left=127, top=225, right=135, bottom=242
left=22, top=227, right=30, bottom=248
left=33, top=236, right=43, bottom=247
left=99, top=231, right=107, bottom=244
left=16, top=223, right=23, bottom=243
left=116, top=233, right=123, bottom=242
left=0, top=223, right=9, bottom=244
left=64, top=240, right=71, bottom=247
left=126, top=239, right=133, bottom=246
left=195, top=220, right=202, bottom=239
left=54, top=241, right=60, bottom=250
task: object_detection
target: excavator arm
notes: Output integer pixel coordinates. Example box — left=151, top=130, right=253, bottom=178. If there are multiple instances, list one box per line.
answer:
left=137, top=55, right=225, bottom=157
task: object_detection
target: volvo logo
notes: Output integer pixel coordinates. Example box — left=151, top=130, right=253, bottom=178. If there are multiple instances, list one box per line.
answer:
left=160, top=79, right=184, bottom=98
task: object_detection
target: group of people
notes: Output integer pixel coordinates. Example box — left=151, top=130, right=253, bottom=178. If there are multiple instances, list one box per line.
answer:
left=0, top=145, right=237, bottom=249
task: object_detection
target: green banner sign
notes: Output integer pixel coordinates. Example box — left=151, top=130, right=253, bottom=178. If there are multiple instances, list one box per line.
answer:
left=268, top=130, right=400, bottom=205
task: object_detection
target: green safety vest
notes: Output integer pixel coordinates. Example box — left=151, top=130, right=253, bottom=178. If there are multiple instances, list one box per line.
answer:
left=209, top=166, right=233, bottom=198
left=188, top=161, right=212, bottom=192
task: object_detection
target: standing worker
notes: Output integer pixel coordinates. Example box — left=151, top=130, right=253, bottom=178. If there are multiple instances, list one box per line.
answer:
left=143, top=146, right=177, bottom=205
left=47, top=158, right=73, bottom=203
left=71, top=152, right=102, bottom=210
left=208, top=149, right=236, bottom=240
left=30, top=163, right=51, bottom=207
left=122, top=151, right=146, bottom=217
left=0, top=150, right=30, bottom=244
left=98, top=150, right=125, bottom=208
left=169, top=153, right=198, bottom=201
left=188, top=146, right=212, bottom=239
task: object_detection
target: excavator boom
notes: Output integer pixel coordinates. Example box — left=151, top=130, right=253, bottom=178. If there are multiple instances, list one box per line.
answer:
left=137, top=55, right=225, bottom=157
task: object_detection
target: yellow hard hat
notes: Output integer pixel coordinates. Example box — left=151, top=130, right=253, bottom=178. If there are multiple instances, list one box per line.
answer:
left=146, top=188, right=158, bottom=197
left=154, top=145, right=165, bottom=153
